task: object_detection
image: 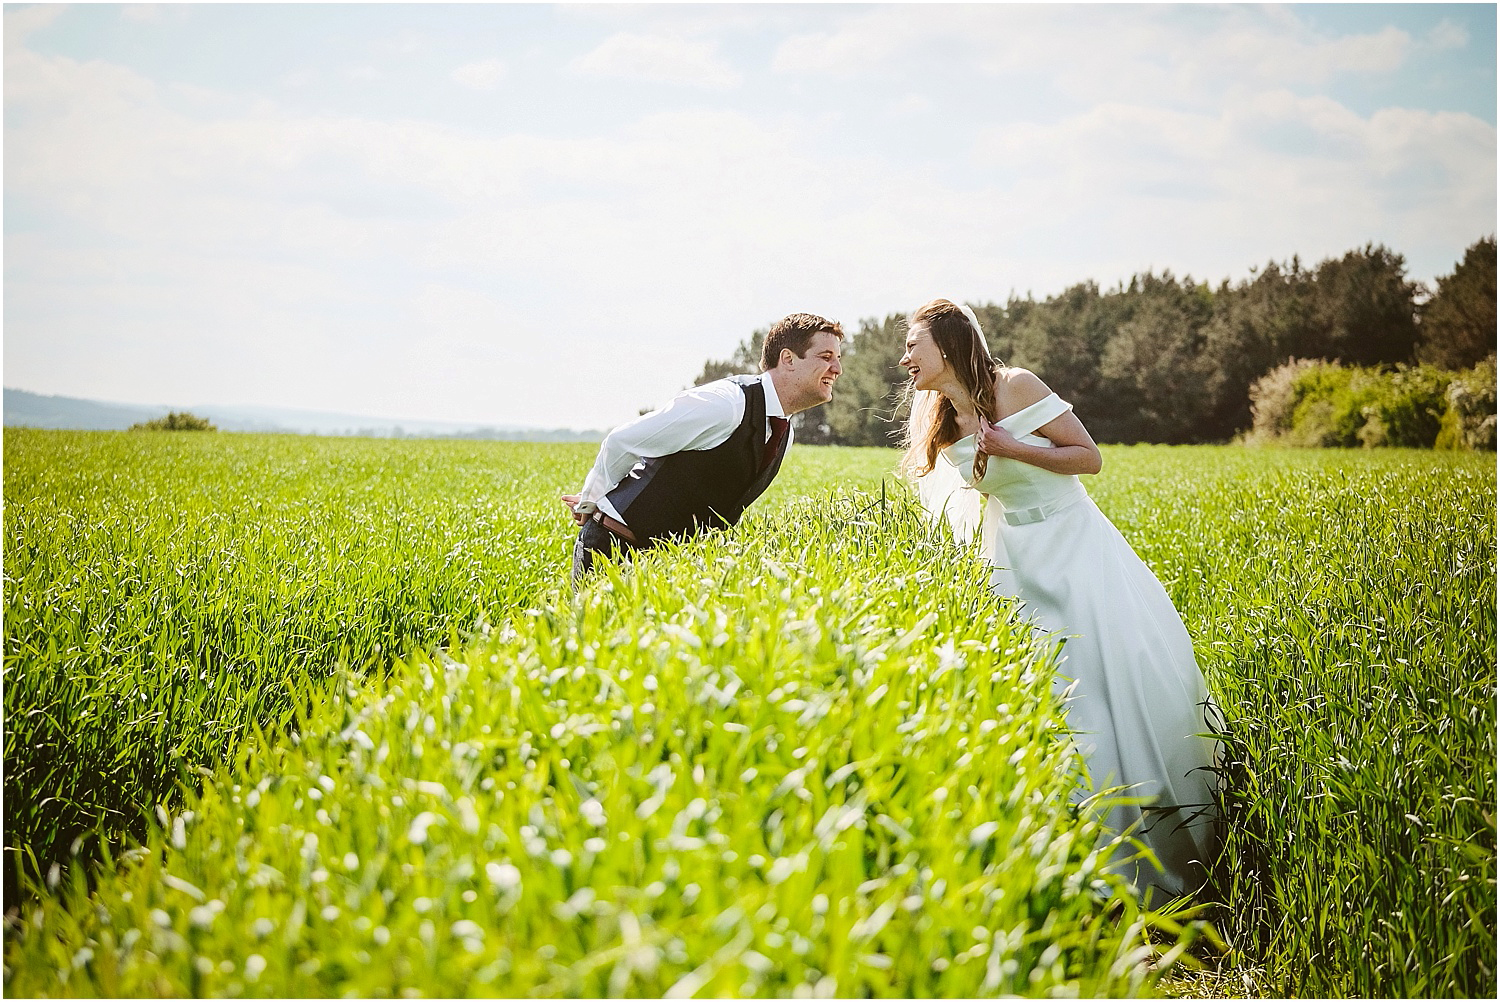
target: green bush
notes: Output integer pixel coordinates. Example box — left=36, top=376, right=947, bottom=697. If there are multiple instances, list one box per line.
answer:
left=1355, top=365, right=1452, bottom=448
left=1285, top=362, right=1374, bottom=447
left=1436, top=357, right=1498, bottom=451
left=1248, top=358, right=1493, bottom=450
left=130, top=411, right=217, bottom=431
left=1243, top=357, right=1322, bottom=443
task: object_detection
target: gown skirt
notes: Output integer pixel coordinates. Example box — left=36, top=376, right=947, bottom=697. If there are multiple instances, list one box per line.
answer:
left=938, top=393, right=1220, bottom=899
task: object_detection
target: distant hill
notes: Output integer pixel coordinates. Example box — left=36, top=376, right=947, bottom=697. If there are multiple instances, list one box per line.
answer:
left=3, top=388, right=602, bottom=442
left=3, top=389, right=164, bottom=431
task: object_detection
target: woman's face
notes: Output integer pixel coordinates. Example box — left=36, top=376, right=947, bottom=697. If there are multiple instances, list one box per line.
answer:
left=900, top=325, right=947, bottom=391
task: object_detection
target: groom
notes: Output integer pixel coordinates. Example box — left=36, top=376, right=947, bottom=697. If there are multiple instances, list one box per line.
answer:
left=563, top=312, right=845, bottom=580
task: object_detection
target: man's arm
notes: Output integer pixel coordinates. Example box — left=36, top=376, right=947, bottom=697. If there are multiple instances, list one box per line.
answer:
left=564, top=381, right=746, bottom=520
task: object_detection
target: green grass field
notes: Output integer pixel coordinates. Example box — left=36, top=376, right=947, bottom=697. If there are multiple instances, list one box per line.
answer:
left=3, top=429, right=1494, bottom=997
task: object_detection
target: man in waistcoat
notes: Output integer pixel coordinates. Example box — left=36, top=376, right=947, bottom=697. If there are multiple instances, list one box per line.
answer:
left=563, top=313, right=845, bottom=582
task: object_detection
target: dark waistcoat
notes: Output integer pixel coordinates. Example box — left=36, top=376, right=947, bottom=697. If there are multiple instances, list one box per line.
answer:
left=605, top=376, right=787, bottom=543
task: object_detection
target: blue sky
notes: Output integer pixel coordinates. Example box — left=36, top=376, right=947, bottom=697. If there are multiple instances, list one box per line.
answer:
left=4, top=3, right=1495, bottom=428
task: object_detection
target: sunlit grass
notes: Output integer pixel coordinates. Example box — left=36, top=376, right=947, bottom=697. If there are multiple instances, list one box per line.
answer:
left=5, top=480, right=1184, bottom=997
left=1091, top=446, right=1496, bottom=998
left=3, top=432, right=1494, bottom=997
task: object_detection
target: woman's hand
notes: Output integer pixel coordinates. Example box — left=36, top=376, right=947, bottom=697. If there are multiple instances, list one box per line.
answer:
left=975, top=417, right=1024, bottom=459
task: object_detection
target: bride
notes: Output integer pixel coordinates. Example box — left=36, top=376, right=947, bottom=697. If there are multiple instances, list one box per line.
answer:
left=899, top=298, right=1220, bottom=901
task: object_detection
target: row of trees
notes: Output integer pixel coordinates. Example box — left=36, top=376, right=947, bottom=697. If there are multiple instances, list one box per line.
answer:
left=697, top=238, right=1496, bottom=446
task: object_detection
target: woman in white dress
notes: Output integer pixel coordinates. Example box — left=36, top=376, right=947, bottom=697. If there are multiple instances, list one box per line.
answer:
left=899, top=298, right=1220, bottom=901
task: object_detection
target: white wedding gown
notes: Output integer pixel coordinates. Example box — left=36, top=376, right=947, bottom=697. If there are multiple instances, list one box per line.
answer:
left=934, top=393, right=1220, bottom=900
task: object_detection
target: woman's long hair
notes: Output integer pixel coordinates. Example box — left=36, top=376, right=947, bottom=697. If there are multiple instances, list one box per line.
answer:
left=899, top=299, right=1002, bottom=483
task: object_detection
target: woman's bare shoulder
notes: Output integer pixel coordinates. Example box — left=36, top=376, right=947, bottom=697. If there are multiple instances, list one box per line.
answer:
left=994, top=366, right=1053, bottom=412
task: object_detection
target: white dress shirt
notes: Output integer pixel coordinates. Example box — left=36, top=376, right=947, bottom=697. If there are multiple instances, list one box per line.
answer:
left=576, top=371, right=790, bottom=525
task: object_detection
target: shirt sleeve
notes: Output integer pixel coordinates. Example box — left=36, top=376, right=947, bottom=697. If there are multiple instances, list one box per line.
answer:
left=577, top=380, right=747, bottom=506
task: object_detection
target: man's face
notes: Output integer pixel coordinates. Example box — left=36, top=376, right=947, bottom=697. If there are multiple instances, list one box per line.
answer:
left=779, top=331, right=843, bottom=411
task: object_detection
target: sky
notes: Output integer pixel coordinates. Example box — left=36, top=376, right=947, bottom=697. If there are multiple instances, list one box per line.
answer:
left=4, top=2, right=1496, bottom=429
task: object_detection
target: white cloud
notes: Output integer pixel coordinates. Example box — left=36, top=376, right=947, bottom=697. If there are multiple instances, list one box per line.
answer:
left=891, top=94, right=930, bottom=116
left=1426, top=19, right=1469, bottom=52
left=279, top=68, right=319, bottom=90
left=4, top=51, right=806, bottom=422
left=3, top=2, right=65, bottom=43
left=1205, top=22, right=1409, bottom=82
left=774, top=6, right=1415, bottom=99
left=568, top=32, right=741, bottom=89
left=451, top=58, right=505, bottom=92
left=3, top=46, right=992, bottom=422
left=121, top=5, right=166, bottom=24
left=973, top=91, right=1495, bottom=285
left=5, top=7, right=1491, bottom=427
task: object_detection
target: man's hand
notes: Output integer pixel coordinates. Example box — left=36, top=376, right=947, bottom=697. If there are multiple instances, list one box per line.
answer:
left=561, top=494, right=592, bottom=526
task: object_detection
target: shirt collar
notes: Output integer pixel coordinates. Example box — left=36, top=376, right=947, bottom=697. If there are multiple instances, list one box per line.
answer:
left=759, top=370, right=787, bottom=418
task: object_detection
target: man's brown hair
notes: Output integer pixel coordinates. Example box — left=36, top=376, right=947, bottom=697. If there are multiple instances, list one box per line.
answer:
left=760, top=313, right=845, bottom=371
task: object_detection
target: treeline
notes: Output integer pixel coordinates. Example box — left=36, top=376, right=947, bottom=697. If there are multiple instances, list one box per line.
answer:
left=697, top=238, right=1496, bottom=448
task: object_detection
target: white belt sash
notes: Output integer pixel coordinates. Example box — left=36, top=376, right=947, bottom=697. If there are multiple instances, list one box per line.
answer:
left=1001, top=489, right=1086, bottom=526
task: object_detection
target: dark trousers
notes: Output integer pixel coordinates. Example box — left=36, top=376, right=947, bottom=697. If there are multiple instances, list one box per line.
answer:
left=572, top=518, right=643, bottom=584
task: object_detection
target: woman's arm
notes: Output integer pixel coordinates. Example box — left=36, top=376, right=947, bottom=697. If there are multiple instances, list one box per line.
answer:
left=976, top=370, right=1103, bottom=476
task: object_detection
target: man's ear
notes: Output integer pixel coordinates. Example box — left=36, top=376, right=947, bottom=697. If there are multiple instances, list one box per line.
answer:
left=780, top=347, right=796, bottom=369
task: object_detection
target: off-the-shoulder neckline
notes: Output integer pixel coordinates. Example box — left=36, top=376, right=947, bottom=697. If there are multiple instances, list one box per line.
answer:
left=944, top=392, right=1062, bottom=445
